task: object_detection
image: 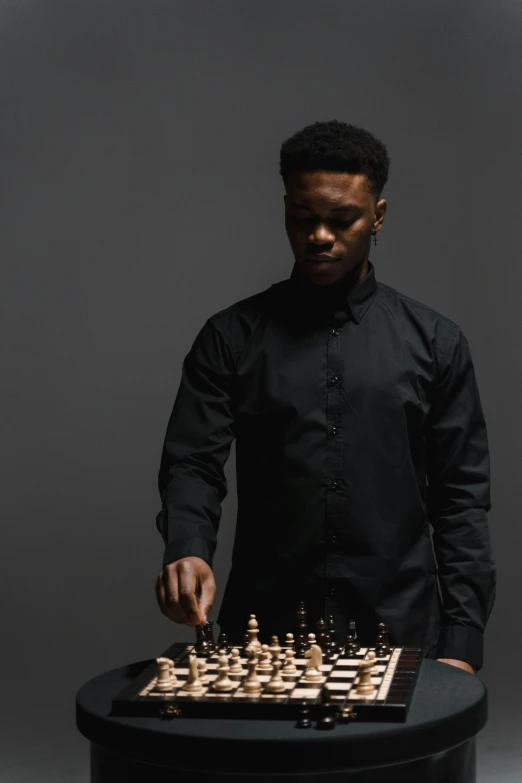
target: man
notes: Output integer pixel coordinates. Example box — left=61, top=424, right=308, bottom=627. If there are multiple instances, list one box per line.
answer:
left=155, top=120, right=496, bottom=675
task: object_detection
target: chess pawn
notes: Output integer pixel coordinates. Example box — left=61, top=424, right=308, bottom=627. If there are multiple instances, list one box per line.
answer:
left=247, top=614, right=262, bottom=651
left=282, top=648, right=297, bottom=676
left=242, top=632, right=251, bottom=657
left=197, top=659, right=209, bottom=685
left=316, top=687, right=337, bottom=730
left=257, top=644, right=273, bottom=673
left=243, top=647, right=262, bottom=693
left=182, top=653, right=204, bottom=694
left=269, top=635, right=282, bottom=663
left=213, top=649, right=234, bottom=692
left=217, top=631, right=230, bottom=654
left=344, top=632, right=358, bottom=658
left=266, top=659, right=286, bottom=693
left=229, top=648, right=243, bottom=674
left=306, top=632, right=317, bottom=651
left=296, top=703, right=312, bottom=729
left=285, top=632, right=295, bottom=651
left=356, top=658, right=376, bottom=696
left=153, top=657, right=175, bottom=692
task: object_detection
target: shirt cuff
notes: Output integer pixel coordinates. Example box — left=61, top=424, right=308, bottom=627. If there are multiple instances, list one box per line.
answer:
left=436, top=625, right=484, bottom=671
left=162, top=537, right=214, bottom=569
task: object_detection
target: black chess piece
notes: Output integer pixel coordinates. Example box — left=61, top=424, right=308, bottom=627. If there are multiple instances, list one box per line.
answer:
left=316, top=687, right=337, bottom=730
left=296, top=701, right=312, bottom=729
left=217, top=630, right=230, bottom=654
left=375, top=622, right=390, bottom=658
left=195, top=624, right=210, bottom=657
left=344, top=632, right=358, bottom=658
left=349, top=620, right=360, bottom=652
left=242, top=632, right=251, bottom=656
left=326, top=615, right=339, bottom=653
left=315, top=618, right=328, bottom=650
left=203, top=622, right=215, bottom=653
left=324, top=633, right=337, bottom=662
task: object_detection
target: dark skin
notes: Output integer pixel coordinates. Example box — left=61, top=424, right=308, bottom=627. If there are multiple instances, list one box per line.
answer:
left=155, top=170, right=475, bottom=675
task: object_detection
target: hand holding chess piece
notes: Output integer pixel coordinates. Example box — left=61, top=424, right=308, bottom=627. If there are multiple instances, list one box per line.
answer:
left=155, top=557, right=215, bottom=627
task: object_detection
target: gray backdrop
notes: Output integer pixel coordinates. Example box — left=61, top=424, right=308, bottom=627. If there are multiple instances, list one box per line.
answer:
left=1, top=1, right=520, bottom=781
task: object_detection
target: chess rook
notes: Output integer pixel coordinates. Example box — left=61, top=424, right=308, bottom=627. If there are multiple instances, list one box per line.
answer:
left=153, top=657, right=175, bottom=693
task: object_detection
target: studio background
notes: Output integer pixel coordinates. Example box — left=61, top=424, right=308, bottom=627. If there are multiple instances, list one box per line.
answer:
left=1, top=1, right=520, bottom=781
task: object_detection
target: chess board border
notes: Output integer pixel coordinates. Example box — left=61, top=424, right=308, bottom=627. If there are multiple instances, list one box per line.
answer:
left=111, top=642, right=422, bottom=723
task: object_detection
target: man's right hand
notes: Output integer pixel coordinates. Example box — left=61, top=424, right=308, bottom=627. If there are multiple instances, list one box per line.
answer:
left=155, top=556, right=216, bottom=627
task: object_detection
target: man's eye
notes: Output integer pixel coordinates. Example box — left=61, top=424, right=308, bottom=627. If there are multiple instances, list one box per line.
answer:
left=288, top=214, right=353, bottom=227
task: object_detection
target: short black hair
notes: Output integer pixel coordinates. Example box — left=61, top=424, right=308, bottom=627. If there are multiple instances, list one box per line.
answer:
left=279, top=119, right=390, bottom=199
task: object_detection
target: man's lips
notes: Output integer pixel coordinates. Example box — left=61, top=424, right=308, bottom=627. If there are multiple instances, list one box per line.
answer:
left=305, top=255, right=338, bottom=262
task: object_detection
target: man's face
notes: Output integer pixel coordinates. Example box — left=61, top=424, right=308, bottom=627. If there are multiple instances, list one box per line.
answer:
left=284, top=170, right=387, bottom=286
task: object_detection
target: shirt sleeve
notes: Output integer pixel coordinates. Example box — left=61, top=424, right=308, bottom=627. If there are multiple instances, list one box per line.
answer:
left=155, top=318, right=237, bottom=569
left=425, top=325, right=496, bottom=672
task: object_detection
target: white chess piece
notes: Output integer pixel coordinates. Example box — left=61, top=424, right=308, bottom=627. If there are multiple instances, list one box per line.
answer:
left=242, top=647, right=262, bottom=693
left=367, top=650, right=379, bottom=676
left=197, top=658, right=209, bottom=685
left=182, top=653, right=204, bottom=693
left=266, top=659, right=286, bottom=693
left=213, top=649, right=234, bottom=692
left=356, top=658, right=376, bottom=695
left=285, top=632, right=295, bottom=649
left=269, top=635, right=282, bottom=663
left=247, top=614, right=262, bottom=651
left=304, top=644, right=323, bottom=682
left=153, top=657, right=175, bottom=692
left=229, top=648, right=243, bottom=674
left=257, top=644, right=272, bottom=672
left=168, top=659, right=177, bottom=685
left=282, top=648, right=297, bottom=675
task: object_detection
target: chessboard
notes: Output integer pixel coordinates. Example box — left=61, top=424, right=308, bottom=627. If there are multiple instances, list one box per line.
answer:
left=112, top=640, right=422, bottom=723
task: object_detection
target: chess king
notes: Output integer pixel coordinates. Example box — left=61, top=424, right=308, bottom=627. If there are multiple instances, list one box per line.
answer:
left=155, top=120, right=496, bottom=676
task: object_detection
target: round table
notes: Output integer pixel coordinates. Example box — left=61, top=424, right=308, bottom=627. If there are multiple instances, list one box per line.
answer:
left=76, top=655, right=487, bottom=783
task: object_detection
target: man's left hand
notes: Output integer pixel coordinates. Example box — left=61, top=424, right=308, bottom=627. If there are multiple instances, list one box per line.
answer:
left=436, top=658, right=476, bottom=675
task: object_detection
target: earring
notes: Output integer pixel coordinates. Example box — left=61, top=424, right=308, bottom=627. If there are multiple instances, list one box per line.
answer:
left=372, top=229, right=378, bottom=247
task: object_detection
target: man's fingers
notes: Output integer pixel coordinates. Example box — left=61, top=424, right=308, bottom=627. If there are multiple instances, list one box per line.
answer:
left=198, top=571, right=216, bottom=624
left=160, top=567, right=185, bottom=623
left=177, top=562, right=203, bottom=626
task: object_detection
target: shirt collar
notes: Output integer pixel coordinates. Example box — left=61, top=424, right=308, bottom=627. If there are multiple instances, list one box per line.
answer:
left=287, top=259, right=378, bottom=324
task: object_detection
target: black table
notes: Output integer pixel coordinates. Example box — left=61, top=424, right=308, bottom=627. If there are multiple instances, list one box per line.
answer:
left=76, top=654, right=488, bottom=782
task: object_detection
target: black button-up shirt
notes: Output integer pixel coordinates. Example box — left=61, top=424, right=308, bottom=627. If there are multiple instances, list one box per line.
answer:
left=156, top=260, right=496, bottom=670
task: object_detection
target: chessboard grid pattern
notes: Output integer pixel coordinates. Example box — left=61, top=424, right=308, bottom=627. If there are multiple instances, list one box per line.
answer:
left=138, top=644, right=409, bottom=707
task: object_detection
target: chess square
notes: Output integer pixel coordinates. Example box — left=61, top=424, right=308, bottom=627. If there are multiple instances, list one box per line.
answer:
left=292, top=688, right=320, bottom=699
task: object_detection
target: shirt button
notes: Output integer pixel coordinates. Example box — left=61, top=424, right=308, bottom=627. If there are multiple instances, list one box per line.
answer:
left=327, top=586, right=336, bottom=597
left=327, top=533, right=338, bottom=544
left=331, top=329, right=339, bottom=336
left=329, top=376, right=339, bottom=386
left=329, top=426, right=338, bottom=436
left=330, top=481, right=339, bottom=491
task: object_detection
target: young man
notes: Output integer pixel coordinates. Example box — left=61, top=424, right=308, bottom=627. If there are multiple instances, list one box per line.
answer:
left=155, top=120, right=496, bottom=674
